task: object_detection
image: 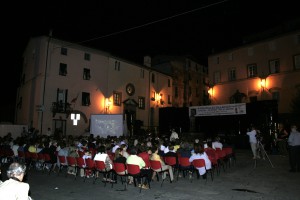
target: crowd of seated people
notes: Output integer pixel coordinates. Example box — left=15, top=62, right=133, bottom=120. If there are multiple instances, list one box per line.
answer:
left=0, top=130, right=235, bottom=190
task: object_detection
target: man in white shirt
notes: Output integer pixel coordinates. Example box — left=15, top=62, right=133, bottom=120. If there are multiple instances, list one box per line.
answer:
left=170, top=129, right=179, bottom=142
left=246, top=126, right=258, bottom=159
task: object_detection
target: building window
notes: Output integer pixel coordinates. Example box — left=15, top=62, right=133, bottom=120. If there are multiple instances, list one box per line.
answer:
left=61, top=47, right=67, bottom=55
left=138, top=97, right=145, bottom=109
left=81, top=92, right=91, bottom=106
left=168, top=79, right=171, bottom=87
left=168, top=95, right=171, bottom=104
left=213, top=71, right=221, bottom=84
left=59, top=63, right=67, bottom=76
left=175, top=87, right=178, bottom=98
left=140, top=69, right=144, bottom=78
left=294, top=54, right=300, bottom=70
left=272, top=91, right=280, bottom=101
left=113, top=91, right=122, bottom=106
left=228, top=68, right=236, bottom=81
left=247, top=64, right=257, bottom=78
left=84, top=53, right=90, bottom=61
left=269, top=59, right=280, bottom=74
left=151, top=73, right=155, bottom=83
left=115, top=61, right=120, bottom=71
left=83, top=68, right=91, bottom=80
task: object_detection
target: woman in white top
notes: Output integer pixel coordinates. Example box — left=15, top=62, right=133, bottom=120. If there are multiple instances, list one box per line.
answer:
left=93, top=145, right=113, bottom=171
left=189, top=143, right=212, bottom=176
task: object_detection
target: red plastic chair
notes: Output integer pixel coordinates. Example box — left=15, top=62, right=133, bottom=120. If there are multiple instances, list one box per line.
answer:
left=205, top=148, right=220, bottom=176
left=150, top=160, right=172, bottom=187
left=66, top=156, right=78, bottom=179
left=164, top=156, right=178, bottom=173
left=138, top=152, right=151, bottom=169
left=223, top=147, right=236, bottom=167
left=17, top=151, right=26, bottom=163
left=94, top=160, right=112, bottom=187
left=191, top=159, right=213, bottom=182
left=43, top=153, right=54, bottom=174
left=177, top=157, right=192, bottom=181
left=215, top=148, right=227, bottom=172
left=85, top=158, right=96, bottom=180
left=126, top=164, right=150, bottom=193
left=113, top=162, right=128, bottom=190
left=57, top=155, right=68, bottom=176
left=76, top=157, right=87, bottom=180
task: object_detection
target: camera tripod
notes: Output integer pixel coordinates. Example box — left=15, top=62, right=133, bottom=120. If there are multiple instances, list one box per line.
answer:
left=254, top=140, right=274, bottom=169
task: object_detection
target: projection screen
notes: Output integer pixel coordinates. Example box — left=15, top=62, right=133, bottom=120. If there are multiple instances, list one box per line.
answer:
left=90, top=114, right=124, bottom=138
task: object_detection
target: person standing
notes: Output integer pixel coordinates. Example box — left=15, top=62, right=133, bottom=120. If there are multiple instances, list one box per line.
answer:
left=170, top=129, right=179, bottom=142
left=0, top=162, right=33, bottom=200
left=276, top=123, right=289, bottom=156
left=246, top=125, right=258, bottom=159
left=287, top=124, right=300, bottom=172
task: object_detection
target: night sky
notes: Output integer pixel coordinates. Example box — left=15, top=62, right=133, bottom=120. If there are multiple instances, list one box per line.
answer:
left=1, top=0, right=299, bottom=122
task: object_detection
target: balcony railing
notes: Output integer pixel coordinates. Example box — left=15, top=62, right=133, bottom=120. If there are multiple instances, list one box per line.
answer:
left=51, top=102, right=73, bottom=117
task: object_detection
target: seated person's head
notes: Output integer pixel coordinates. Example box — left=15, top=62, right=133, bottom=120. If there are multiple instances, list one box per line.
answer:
left=7, top=162, right=26, bottom=181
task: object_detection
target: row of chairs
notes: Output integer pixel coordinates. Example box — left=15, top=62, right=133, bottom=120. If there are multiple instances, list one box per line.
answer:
left=17, top=151, right=53, bottom=173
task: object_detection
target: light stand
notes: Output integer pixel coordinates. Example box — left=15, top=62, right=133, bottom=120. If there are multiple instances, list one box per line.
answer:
left=254, top=139, right=274, bottom=169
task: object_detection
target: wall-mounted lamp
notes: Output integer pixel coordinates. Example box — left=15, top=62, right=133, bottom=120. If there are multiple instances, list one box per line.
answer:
left=208, top=85, right=214, bottom=97
left=260, top=77, right=267, bottom=89
left=71, top=113, right=80, bottom=125
left=151, top=92, right=164, bottom=107
left=105, top=98, right=112, bottom=114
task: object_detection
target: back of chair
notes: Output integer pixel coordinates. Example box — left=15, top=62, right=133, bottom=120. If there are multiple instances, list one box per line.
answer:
left=94, top=160, right=106, bottom=171
left=178, top=157, right=191, bottom=167
left=113, top=162, right=127, bottom=174
left=30, top=152, right=39, bottom=161
left=164, top=156, right=177, bottom=166
left=192, top=159, right=205, bottom=168
left=85, top=158, right=95, bottom=169
left=138, top=152, right=151, bottom=169
left=76, top=157, right=86, bottom=168
left=58, top=155, right=67, bottom=165
left=223, top=147, right=233, bottom=155
left=43, top=153, right=52, bottom=163
left=66, top=156, right=77, bottom=166
left=37, top=153, right=45, bottom=161
left=215, top=149, right=226, bottom=159
left=150, top=160, right=162, bottom=171
left=126, top=164, right=141, bottom=176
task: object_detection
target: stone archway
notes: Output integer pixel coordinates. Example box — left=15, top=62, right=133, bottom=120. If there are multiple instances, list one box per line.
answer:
left=123, top=98, right=138, bottom=137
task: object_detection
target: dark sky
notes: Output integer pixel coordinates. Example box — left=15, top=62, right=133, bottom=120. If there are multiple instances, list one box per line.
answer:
left=1, top=0, right=300, bottom=119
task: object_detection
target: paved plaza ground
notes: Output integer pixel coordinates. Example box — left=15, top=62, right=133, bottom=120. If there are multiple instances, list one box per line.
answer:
left=1, top=149, right=300, bottom=200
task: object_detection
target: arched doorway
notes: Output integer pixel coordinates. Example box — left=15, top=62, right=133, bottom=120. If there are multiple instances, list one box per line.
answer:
left=123, top=98, right=138, bottom=137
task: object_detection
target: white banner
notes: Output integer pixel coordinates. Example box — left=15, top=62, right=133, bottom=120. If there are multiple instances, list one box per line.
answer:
left=189, top=103, right=246, bottom=117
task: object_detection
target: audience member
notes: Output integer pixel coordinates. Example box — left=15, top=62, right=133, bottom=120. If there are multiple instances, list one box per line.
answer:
left=0, top=162, right=33, bottom=200
left=287, top=124, right=300, bottom=172
left=126, top=147, right=151, bottom=189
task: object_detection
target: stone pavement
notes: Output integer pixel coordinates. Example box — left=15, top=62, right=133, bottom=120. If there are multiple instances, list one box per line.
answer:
left=1, top=149, right=300, bottom=200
